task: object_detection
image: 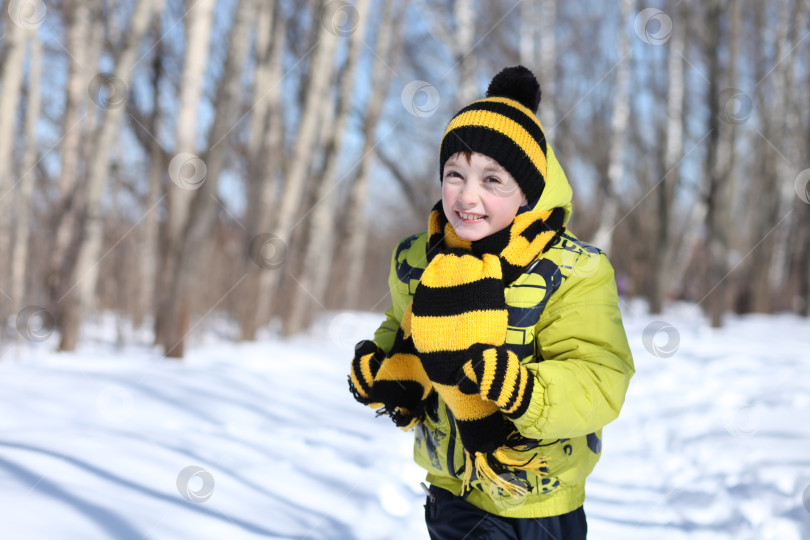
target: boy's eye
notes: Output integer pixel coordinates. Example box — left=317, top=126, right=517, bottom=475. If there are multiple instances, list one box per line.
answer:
left=484, top=176, right=502, bottom=184
left=445, top=171, right=462, bottom=180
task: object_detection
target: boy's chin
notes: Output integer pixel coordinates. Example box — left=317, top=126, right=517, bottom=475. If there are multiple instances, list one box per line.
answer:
left=451, top=224, right=489, bottom=242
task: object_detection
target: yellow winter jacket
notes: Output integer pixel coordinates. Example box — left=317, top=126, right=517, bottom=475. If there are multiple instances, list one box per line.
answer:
left=372, top=149, right=635, bottom=518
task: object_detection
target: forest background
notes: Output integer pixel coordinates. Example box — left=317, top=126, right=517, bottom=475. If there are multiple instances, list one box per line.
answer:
left=0, top=0, right=808, bottom=358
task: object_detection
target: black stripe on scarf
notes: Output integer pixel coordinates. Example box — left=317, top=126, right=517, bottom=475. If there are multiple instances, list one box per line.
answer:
left=410, top=279, right=505, bottom=318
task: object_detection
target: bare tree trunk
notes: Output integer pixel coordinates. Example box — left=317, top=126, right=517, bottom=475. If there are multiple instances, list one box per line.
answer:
left=454, top=0, right=477, bottom=105
left=766, top=0, right=802, bottom=310
left=342, top=1, right=398, bottom=309
left=799, top=5, right=810, bottom=316
left=538, top=0, right=556, bottom=132
left=650, top=0, right=684, bottom=314
left=702, top=0, right=740, bottom=328
left=592, top=0, right=633, bottom=254
left=154, top=0, right=216, bottom=348
left=135, top=10, right=165, bottom=329
left=800, top=222, right=810, bottom=317
left=261, top=4, right=341, bottom=320
left=0, top=5, right=27, bottom=320
left=163, top=0, right=255, bottom=358
left=47, top=0, right=92, bottom=315
left=519, top=0, right=537, bottom=70
left=701, top=3, right=724, bottom=324
left=59, top=0, right=155, bottom=351
left=10, top=26, right=42, bottom=325
left=240, top=0, right=286, bottom=341
left=283, top=0, right=373, bottom=335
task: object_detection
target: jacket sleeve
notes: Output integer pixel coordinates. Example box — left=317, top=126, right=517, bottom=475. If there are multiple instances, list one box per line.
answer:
left=372, top=240, right=409, bottom=354
left=510, top=253, right=635, bottom=440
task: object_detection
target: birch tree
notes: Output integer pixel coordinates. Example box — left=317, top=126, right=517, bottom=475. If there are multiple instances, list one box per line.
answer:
left=796, top=5, right=810, bottom=316
left=47, top=0, right=93, bottom=314
left=163, top=0, right=256, bottom=358
left=0, top=3, right=28, bottom=320
left=702, top=0, right=740, bottom=328
left=519, top=0, right=537, bottom=70
left=240, top=0, right=286, bottom=341
left=10, top=26, right=42, bottom=324
left=260, top=1, right=341, bottom=321
left=649, top=0, right=684, bottom=314
left=134, top=5, right=166, bottom=328
left=518, top=0, right=557, bottom=132
left=342, top=1, right=398, bottom=309
left=538, top=0, right=556, bottom=133
left=454, top=0, right=477, bottom=106
left=154, top=0, right=216, bottom=348
left=592, top=0, right=633, bottom=254
left=58, top=0, right=156, bottom=350
left=766, top=0, right=803, bottom=309
left=284, top=0, right=373, bottom=335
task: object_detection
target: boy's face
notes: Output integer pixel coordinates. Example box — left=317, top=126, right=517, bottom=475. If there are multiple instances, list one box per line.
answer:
left=441, top=152, right=528, bottom=241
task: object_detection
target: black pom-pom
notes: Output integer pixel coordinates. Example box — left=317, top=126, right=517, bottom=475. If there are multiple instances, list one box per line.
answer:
left=485, top=65, right=541, bottom=113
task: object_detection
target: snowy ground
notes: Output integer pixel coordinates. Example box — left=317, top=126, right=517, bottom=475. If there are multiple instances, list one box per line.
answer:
left=1, top=300, right=809, bottom=539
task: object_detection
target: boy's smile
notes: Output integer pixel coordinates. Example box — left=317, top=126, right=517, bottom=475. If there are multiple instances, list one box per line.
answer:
left=442, top=151, right=528, bottom=241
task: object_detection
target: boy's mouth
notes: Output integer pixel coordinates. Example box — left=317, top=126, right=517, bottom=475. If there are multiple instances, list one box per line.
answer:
left=456, top=211, right=486, bottom=223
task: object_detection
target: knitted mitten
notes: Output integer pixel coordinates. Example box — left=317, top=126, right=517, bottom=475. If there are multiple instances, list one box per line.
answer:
left=348, top=307, right=433, bottom=430
left=348, top=340, right=385, bottom=405
left=458, top=347, right=535, bottom=419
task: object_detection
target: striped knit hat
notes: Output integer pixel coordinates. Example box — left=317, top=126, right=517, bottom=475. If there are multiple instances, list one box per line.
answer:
left=439, top=66, right=547, bottom=205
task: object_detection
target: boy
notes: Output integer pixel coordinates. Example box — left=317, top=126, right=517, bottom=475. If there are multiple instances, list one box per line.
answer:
left=349, top=66, right=634, bottom=539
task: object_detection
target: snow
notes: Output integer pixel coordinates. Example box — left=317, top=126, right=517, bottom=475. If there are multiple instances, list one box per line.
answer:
left=1, top=302, right=809, bottom=539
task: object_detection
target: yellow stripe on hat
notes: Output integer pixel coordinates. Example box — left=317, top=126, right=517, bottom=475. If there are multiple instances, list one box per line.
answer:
left=442, top=110, right=547, bottom=179
left=480, top=97, right=545, bottom=130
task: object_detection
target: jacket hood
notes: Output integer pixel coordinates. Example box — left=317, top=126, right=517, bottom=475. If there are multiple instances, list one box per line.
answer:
left=530, top=142, right=573, bottom=224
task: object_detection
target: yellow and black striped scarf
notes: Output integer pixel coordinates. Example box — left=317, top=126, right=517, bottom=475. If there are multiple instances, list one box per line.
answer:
left=353, top=201, right=565, bottom=496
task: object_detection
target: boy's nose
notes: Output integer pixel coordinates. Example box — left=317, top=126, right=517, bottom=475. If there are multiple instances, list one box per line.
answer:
left=458, top=181, right=479, bottom=206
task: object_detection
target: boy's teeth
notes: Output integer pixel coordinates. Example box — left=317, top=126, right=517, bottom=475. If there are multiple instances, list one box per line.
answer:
left=459, top=212, right=483, bottom=220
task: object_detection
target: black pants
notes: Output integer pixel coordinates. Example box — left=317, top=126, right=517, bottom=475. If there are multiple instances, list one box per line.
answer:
left=424, top=485, right=587, bottom=540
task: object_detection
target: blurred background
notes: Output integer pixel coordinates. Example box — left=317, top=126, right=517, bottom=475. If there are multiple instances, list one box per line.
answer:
left=0, top=0, right=808, bottom=358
